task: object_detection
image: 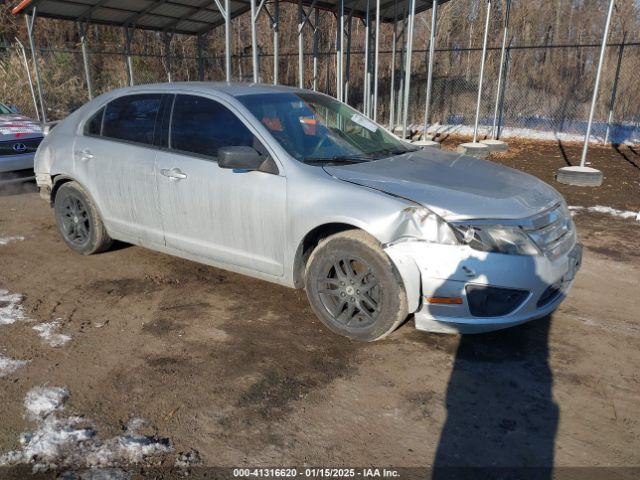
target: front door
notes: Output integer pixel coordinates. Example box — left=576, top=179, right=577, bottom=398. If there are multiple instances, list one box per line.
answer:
left=155, top=94, right=286, bottom=276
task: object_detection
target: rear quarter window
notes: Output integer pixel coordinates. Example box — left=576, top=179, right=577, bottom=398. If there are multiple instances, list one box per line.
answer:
left=102, top=94, right=162, bottom=145
left=84, top=107, right=105, bottom=136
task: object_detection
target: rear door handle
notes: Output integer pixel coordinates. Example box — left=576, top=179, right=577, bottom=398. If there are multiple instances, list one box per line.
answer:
left=160, top=167, right=188, bottom=180
left=75, top=149, right=94, bottom=161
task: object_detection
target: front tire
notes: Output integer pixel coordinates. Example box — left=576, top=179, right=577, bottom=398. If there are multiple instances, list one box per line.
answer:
left=53, top=181, right=112, bottom=255
left=305, top=230, right=409, bottom=341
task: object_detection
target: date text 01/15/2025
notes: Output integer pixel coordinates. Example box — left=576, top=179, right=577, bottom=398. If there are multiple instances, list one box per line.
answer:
left=232, top=468, right=401, bottom=478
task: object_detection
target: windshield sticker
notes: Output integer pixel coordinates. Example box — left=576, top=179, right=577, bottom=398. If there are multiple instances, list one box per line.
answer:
left=351, top=114, right=378, bottom=133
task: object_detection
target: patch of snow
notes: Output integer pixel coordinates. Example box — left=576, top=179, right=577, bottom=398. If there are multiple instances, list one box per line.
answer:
left=0, top=289, right=28, bottom=325
left=25, top=386, right=70, bottom=420
left=33, top=320, right=72, bottom=348
left=569, top=205, right=640, bottom=221
left=409, top=122, right=639, bottom=145
left=0, top=387, right=172, bottom=473
left=0, top=354, right=29, bottom=377
left=0, top=236, right=25, bottom=246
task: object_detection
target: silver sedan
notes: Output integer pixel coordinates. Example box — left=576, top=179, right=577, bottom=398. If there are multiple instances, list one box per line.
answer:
left=34, top=83, right=582, bottom=341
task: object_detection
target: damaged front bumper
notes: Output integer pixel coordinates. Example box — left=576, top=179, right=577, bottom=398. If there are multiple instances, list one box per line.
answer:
left=384, top=240, right=582, bottom=334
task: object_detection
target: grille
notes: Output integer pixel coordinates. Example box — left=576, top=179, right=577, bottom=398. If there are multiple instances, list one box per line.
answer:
left=0, top=137, right=43, bottom=157
left=524, top=204, right=576, bottom=259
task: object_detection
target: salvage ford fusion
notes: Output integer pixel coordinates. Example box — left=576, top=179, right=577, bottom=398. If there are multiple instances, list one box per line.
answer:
left=34, top=83, right=582, bottom=341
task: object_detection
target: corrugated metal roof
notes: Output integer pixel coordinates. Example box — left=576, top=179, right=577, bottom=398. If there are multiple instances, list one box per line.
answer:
left=12, top=0, right=449, bottom=33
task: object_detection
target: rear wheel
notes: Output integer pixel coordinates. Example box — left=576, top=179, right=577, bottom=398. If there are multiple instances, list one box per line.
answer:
left=53, top=181, right=112, bottom=255
left=305, top=230, right=408, bottom=341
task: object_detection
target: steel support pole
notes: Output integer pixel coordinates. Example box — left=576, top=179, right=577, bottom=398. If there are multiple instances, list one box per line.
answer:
left=225, top=0, right=232, bottom=82
left=345, top=15, right=352, bottom=103
left=251, top=0, right=259, bottom=83
left=15, top=38, right=40, bottom=121
left=273, top=0, right=279, bottom=84
left=389, top=2, right=398, bottom=128
left=372, top=0, right=380, bottom=120
left=25, top=10, right=46, bottom=123
left=298, top=0, right=304, bottom=88
left=197, top=34, right=205, bottom=81
left=422, top=0, right=438, bottom=136
left=313, top=8, right=319, bottom=91
left=364, top=6, right=370, bottom=114
left=163, top=33, right=172, bottom=82
left=604, top=33, right=625, bottom=145
left=124, top=28, right=134, bottom=86
left=401, top=0, right=416, bottom=139
left=340, top=1, right=345, bottom=101
left=396, top=20, right=405, bottom=131
left=580, top=0, right=615, bottom=167
left=79, top=23, right=93, bottom=100
left=472, top=0, right=491, bottom=143
left=491, top=0, right=510, bottom=139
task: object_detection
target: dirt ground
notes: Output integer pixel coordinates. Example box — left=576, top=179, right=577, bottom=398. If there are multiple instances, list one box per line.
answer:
left=0, top=140, right=639, bottom=479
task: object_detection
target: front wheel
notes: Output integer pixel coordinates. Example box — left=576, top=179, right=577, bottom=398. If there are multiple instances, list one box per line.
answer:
left=53, top=181, right=113, bottom=255
left=304, top=230, right=409, bottom=341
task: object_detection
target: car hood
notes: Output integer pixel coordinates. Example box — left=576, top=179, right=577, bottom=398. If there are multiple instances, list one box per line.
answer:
left=323, top=149, right=563, bottom=221
left=0, top=114, right=43, bottom=141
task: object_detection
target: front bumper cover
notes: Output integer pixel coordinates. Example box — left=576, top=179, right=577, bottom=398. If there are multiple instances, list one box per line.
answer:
left=385, top=240, right=582, bottom=334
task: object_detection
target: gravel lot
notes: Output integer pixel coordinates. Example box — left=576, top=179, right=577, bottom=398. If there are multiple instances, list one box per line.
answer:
left=0, top=140, right=638, bottom=478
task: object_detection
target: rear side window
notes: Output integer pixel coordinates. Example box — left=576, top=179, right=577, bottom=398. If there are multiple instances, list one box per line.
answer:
left=170, top=95, right=258, bottom=158
left=102, top=94, right=162, bottom=145
left=85, top=107, right=104, bottom=136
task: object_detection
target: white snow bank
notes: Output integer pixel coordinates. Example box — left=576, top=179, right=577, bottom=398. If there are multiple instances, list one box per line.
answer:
left=569, top=205, right=640, bottom=221
left=25, top=386, right=70, bottom=420
left=0, top=289, right=28, bottom=325
left=0, top=354, right=29, bottom=377
left=408, top=123, right=639, bottom=146
left=0, top=386, right=172, bottom=472
left=0, top=236, right=25, bottom=246
left=33, top=320, right=72, bottom=348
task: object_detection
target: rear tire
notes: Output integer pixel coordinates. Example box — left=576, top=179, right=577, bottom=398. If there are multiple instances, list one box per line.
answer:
left=53, top=181, right=112, bottom=255
left=304, top=230, right=408, bottom=341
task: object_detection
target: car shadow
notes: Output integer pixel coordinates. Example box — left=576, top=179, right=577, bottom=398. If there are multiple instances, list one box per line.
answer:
left=432, top=316, right=557, bottom=480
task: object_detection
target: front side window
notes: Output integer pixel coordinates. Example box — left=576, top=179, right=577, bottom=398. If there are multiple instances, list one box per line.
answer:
left=237, top=92, right=418, bottom=164
left=170, top=95, right=260, bottom=158
left=102, top=94, right=162, bottom=145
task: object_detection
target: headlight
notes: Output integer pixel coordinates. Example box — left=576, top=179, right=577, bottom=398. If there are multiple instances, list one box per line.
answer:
left=392, top=207, right=458, bottom=245
left=453, top=224, right=540, bottom=256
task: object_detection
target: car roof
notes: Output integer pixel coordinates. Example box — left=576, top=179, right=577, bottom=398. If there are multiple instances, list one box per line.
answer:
left=107, top=82, right=316, bottom=98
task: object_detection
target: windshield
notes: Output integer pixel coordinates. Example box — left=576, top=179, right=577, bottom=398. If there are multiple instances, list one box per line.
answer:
left=237, top=92, right=418, bottom=164
left=0, top=103, right=12, bottom=115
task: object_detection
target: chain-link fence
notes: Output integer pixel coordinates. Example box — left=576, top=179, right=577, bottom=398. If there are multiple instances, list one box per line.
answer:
left=1, top=40, right=639, bottom=144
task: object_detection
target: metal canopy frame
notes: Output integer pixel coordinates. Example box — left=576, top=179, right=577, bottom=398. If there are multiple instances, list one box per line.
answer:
left=11, top=0, right=622, bottom=173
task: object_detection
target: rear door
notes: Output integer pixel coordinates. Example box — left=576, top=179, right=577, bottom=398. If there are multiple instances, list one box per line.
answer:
left=155, top=94, right=286, bottom=276
left=72, top=93, right=167, bottom=245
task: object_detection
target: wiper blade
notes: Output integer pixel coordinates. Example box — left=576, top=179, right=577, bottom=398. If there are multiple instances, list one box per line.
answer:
left=302, top=155, right=370, bottom=165
left=368, top=147, right=419, bottom=157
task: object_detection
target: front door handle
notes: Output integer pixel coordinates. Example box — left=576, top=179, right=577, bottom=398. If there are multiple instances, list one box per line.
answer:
left=75, top=149, right=94, bottom=161
left=160, top=168, right=188, bottom=180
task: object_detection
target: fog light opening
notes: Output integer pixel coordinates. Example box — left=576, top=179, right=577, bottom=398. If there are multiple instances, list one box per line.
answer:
left=465, top=285, right=529, bottom=317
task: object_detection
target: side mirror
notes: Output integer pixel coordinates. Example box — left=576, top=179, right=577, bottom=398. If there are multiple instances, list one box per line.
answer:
left=217, top=146, right=263, bottom=170
left=9, top=105, right=19, bottom=114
